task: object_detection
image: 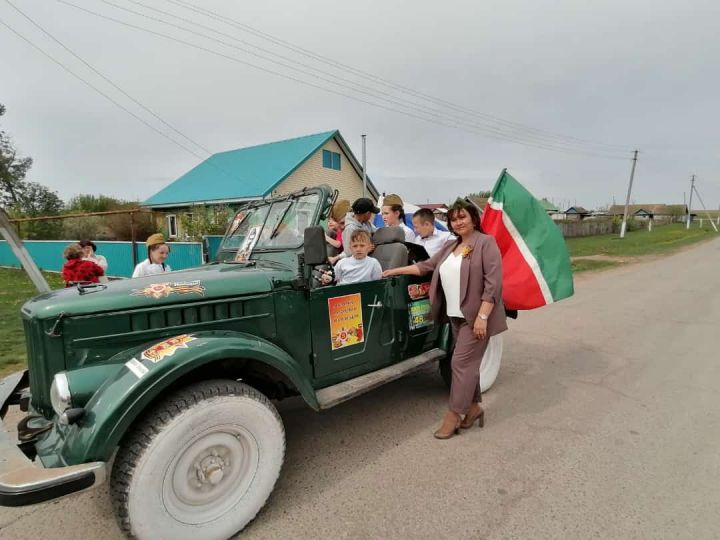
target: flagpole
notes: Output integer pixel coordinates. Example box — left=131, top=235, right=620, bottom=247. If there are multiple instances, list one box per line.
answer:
left=620, top=150, right=639, bottom=239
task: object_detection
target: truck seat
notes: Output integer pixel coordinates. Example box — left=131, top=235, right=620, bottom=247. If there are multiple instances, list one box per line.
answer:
left=372, top=227, right=408, bottom=271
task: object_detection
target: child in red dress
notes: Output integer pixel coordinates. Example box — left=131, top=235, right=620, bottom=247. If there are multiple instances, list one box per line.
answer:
left=62, top=243, right=104, bottom=287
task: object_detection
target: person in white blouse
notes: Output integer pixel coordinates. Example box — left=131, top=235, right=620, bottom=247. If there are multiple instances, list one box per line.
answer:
left=132, top=233, right=172, bottom=278
left=381, top=193, right=416, bottom=242
left=383, top=201, right=506, bottom=440
left=412, top=208, right=453, bottom=256
left=79, top=240, right=109, bottom=283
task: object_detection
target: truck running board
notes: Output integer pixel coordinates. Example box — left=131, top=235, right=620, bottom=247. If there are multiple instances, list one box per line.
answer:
left=315, top=348, right=446, bottom=410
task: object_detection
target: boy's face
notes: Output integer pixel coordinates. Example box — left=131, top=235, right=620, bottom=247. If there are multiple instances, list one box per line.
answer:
left=413, top=217, right=435, bottom=238
left=350, top=238, right=373, bottom=259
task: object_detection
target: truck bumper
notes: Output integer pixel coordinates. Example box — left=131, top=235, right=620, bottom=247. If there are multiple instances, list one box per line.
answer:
left=0, top=371, right=106, bottom=507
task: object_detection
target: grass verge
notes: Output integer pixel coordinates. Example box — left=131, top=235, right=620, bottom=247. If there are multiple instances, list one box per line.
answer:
left=0, top=268, right=64, bottom=376
left=566, top=223, right=718, bottom=258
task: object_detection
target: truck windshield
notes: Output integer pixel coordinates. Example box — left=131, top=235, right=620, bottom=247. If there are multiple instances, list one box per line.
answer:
left=220, top=192, right=320, bottom=259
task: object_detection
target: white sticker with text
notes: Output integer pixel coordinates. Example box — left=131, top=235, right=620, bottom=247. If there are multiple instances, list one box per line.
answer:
left=125, top=358, right=149, bottom=379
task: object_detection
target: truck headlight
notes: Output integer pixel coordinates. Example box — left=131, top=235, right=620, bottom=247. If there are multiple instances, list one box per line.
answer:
left=50, top=372, right=72, bottom=415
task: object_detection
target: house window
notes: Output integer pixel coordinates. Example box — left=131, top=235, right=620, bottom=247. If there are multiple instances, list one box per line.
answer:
left=166, top=214, right=178, bottom=238
left=322, top=149, right=341, bottom=171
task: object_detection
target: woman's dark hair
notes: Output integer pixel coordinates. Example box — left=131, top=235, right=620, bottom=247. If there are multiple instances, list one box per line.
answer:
left=78, top=239, right=97, bottom=252
left=446, top=201, right=483, bottom=235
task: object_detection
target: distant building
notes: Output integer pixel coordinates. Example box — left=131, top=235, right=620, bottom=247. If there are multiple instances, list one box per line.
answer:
left=143, top=130, right=379, bottom=238
left=564, top=206, right=590, bottom=221
left=418, top=203, right=449, bottom=221
left=607, top=204, right=688, bottom=223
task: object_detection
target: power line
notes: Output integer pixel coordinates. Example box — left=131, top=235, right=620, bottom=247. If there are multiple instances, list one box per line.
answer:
left=57, top=0, right=627, bottom=159
left=106, top=0, right=627, bottom=157
left=3, top=0, right=211, bottom=155
left=167, top=0, right=629, bottom=152
left=0, top=14, right=207, bottom=160
left=124, top=0, right=626, bottom=155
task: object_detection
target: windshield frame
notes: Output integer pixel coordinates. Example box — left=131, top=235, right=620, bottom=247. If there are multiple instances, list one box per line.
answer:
left=219, top=188, right=325, bottom=257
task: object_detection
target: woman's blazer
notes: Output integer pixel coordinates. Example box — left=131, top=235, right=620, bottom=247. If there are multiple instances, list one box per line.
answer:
left=415, top=230, right=508, bottom=337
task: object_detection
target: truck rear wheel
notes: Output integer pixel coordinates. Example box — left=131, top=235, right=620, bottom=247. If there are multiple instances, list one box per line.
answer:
left=110, top=379, right=285, bottom=540
left=439, top=333, right=504, bottom=393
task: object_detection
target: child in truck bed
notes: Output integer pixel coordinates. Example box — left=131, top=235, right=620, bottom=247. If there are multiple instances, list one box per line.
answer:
left=321, top=229, right=382, bottom=285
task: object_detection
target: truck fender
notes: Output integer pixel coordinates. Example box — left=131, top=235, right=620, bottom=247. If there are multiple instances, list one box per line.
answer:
left=60, top=330, right=317, bottom=463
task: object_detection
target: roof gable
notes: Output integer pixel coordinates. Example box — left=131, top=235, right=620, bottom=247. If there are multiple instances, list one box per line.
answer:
left=144, top=130, right=364, bottom=207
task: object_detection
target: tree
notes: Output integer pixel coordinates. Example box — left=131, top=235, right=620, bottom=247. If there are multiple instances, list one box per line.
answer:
left=1, top=103, right=64, bottom=238
left=65, top=194, right=121, bottom=213
left=0, top=104, right=33, bottom=208
left=179, top=205, right=233, bottom=241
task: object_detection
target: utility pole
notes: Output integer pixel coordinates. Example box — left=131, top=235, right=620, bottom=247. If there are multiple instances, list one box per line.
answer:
left=361, top=134, right=367, bottom=198
left=690, top=182, right=718, bottom=232
left=620, top=150, right=639, bottom=239
left=686, top=174, right=695, bottom=230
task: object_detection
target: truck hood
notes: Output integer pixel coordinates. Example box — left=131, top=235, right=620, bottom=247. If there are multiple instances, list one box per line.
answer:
left=22, top=262, right=295, bottom=319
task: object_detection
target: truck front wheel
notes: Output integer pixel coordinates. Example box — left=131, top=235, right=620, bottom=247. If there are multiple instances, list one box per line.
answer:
left=439, top=333, right=504, bottom=393
left=110, top=379, right=285, bottom=540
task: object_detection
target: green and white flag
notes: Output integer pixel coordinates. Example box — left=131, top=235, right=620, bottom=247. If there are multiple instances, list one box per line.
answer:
left=481, top=170, right=574, bottom=310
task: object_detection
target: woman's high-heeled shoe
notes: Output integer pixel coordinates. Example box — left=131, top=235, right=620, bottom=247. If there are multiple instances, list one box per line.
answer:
left=460, top=404, right=485, bottom=429
left=434, top=411, right=461, bottom=439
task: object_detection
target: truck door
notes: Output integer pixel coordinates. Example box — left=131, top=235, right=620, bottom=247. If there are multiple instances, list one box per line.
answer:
left=309, top=278, right=396, bottom=380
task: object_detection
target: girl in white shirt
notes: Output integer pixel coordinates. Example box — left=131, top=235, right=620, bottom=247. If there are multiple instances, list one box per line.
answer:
left=132, top=233, right=172, bottom=278
left=381, top=193, right=415, bottom=242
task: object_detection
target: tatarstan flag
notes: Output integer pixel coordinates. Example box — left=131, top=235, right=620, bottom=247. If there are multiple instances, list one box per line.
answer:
left=481, top=169, right=574, bottom=310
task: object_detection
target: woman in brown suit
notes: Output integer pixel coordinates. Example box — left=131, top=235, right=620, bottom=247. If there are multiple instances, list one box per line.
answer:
left=383, top=201, right=507, bottom=439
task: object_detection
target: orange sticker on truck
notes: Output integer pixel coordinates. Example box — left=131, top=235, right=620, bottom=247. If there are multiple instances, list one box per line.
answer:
left=328, top=293, right=364, bottom=350
left=141, top=335, right=197, bottom=363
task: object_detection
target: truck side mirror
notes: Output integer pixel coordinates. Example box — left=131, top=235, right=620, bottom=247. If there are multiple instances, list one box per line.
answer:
left=303, top=226, right=327, bottom=265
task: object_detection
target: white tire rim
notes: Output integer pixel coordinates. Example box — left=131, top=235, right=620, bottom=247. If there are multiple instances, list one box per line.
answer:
left=480, top=333, right=503, bottom=393
left=162, top=424, right=260, bottom=525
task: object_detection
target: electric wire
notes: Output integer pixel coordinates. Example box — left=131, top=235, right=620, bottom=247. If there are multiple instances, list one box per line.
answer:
left=57, top=0, right=628, bottom=160
left=103, top=0, right=627, bottom=157
left=124, top=0, right=625, bottom=155
left=166, top=0, right=630, bottom=152
left=0, top=5, right=263, bottom=188
left=3, top=0, right=212, bottom=156
left=0, top=14, right=208, bottom=161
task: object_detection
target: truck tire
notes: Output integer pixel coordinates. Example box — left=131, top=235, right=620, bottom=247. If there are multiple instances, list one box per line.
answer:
left=439, top=333, right=504, bottom=393
left=110, top=379, right=285, bottom=540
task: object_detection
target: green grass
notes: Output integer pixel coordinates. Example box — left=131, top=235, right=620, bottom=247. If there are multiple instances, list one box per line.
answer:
left=571, top=259, right=622, bottom=273
left=0, top=268, right=64, bottom=376
left=566, top=223, right=718, bottom=258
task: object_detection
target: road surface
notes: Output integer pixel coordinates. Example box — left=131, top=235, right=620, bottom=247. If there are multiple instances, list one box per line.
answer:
left=2, top=238, right=719, bottom=539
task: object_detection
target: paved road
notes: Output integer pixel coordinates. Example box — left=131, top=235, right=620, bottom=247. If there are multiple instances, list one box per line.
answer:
left=2, top=238, right=719, bottom=539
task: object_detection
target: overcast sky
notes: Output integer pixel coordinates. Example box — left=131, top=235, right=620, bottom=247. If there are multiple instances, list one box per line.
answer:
left=1, top=0, right=718, bottom=210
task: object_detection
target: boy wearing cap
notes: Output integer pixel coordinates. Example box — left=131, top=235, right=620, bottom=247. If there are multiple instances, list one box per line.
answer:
left=340, top=197, right=379, bottom=257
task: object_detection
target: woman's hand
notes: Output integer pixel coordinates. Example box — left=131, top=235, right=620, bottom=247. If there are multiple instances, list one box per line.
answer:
left=382, top=265, right=421, bottom=278
left=473, top=318, right=488, bottom=340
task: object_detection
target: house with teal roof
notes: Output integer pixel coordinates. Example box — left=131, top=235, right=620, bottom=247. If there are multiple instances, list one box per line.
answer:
left=143, top=130, right=378, bottom=238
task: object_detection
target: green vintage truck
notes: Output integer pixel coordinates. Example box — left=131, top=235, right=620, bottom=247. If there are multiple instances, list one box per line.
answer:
left=0, top=185, right=503, bottom=539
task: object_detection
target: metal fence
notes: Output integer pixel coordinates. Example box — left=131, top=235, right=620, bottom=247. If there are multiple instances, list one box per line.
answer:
left=0, top=240, right=204, bottom=278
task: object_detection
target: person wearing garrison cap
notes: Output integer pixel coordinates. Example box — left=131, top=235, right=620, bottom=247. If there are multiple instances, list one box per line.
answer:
left=132, top=233, right=172, bottom=278
left=381, top=193, right=415, bottom=242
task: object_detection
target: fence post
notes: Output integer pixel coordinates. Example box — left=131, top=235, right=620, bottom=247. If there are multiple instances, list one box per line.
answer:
left=130, top=212, right=137, bottom=269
